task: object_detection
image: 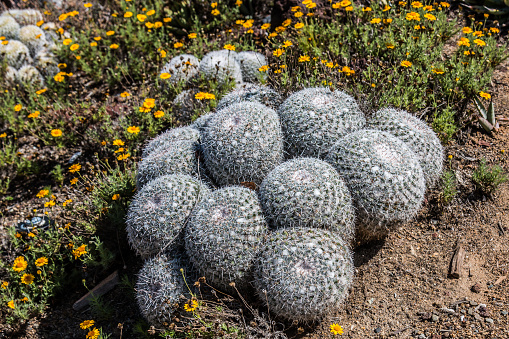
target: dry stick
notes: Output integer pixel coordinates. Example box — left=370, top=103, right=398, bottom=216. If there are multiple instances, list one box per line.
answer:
left=448, top=240, right=465, bottom=279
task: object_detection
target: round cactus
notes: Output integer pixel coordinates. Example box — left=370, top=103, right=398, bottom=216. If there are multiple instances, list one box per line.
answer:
left=126, top=174, right=210, bottom=259
left=325, top=129, right=425, bottom=242
left=136, top=251, right=196, bottom=326
left=0, top=16, right=20, bottom=40
left=41, top=22, right=59, bottom=42
left=2, top=9, right=43, bottom=26
left=172, top=88, right=206, bottom=122
left=235, top=51, right=267, bottom=82
left=136, top=140, right=202, bottom=189
left=19, top=25, right=47, bottom=57
left=34, top=48, right=59, bottom=77
left=367, top=107, right=444, bottom=188
left=216, top=83, right=283, bottom=111
left=142, top=126, right=200, bottom=158
left=2, top=66, right=17, bottom=87
left=253, top=227, right=354, bottom=322
left=160, top=54, right=200, bottom=84
left=185, top=186, right=268, bottom=291
left=198, top=50, right=243, bottom=86
left=259, top=158, right=355, bottom=241
left=191, top=112, right=214, bottom=131
left=202, top=101, right=283, bottom=187
left=278, top=87, right=366, bottom=158
left=17, top=65, right=44, bottom=87
left=0, top=40, right=32, bottom=69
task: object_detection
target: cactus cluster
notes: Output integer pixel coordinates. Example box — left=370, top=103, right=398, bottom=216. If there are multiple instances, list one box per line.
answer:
left=0, top=9, right=60, bottom=88
left=160, top=54, right=200, bottom=84
left=235, top=51, right=267, bottom=83
left=131, top=84, right=443, bottom=325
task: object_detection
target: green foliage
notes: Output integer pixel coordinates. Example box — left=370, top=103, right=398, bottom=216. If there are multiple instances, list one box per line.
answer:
left=472, top=158, right=508, bottom=195
left=440, top=170, right=457, bottom=205
left=89, top=294, right=115, bottom=322
left=50, top=164, right=64, bottom=185
left=432, top=107, right=458, bottom=143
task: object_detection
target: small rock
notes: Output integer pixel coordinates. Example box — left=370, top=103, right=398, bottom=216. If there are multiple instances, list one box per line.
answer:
left=469, top=301, right=478, bottom=306
left=485, top=318, right=494, bottom=324
left=418, top=334, right=427, bottom=339
left=471, top=283, right=481, bottom=293
left=501, top=310, right=508, bottom=316
left=474, top=314, right=483, bottom=322
left=432, top=314, right=440, bottom=322
left=468, top=308, right=475, bottom=316
left=374, top=327, right=381, bottom=333
left=420, top=312, right=432, bottom=321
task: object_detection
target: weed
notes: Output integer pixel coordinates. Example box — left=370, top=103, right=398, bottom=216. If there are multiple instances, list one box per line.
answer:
left=50, top=164, right=65, bottom=186
left=89, top=294, right=115, bottom=322
left=472, top=158, right=508, bottom=195
left=440, top=170, right=457, bottom=205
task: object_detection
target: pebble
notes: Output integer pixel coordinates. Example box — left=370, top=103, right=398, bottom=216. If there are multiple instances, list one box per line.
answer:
left=485, top=318, right=494, bottom=324
left=469, top=301, right=478, bottom=306
left=374, top=327, right=381, bottom=333
left=468, top=308, right=474, bottom=316
left=474, top=314, right=483, bottom=322
left=432, top=314, right=439, bottom=322
left=471, top=283, right=481, bottom=293
left=501, top=310, right=508, bottom=316
left=418, top=334, right=427, bottom=339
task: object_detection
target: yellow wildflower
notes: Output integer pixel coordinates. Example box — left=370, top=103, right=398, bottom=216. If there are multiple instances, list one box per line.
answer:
left=69, top=164, right=81, bottom=173
left=12, top=257, right=28, bottom=272
left=224, top=44, right=235, bottom=51
left=51, top=129, right=62, bottom=137
left=80, top=320, right=95, bottom=329
left=127, top=126, right=140, bottom=134
left=86, top=328, right=100, bottom=339
left=401, top=60, right=412, bottom=67
left=330, top=323, right=343, bottom=335
left=479, top=91, right=491, bottom=100
left=21, top=273, right=35, bottom=285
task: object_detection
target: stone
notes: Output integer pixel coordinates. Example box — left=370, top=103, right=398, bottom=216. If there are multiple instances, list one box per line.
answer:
left=471, top=283, right=481, bottom=293
left=501, top=310, right=508, bottom=316
left=374, top=327, right=381, bottom=333
left=469, top=301, right=478, bottom=306
left=432, top=314, right=440, bottom=322
left=485, top=318, right=494, bottom=324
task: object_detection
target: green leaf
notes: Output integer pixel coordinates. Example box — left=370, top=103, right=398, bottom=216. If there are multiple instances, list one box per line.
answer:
left=474, top=96, right=487, bottom=119
left=487, top=100, right=495, bottom=125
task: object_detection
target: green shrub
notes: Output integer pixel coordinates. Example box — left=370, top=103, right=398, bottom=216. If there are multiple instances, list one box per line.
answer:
left=440, top=170, right=457, bottom=205
left=472, top=158, right=508, bottom=195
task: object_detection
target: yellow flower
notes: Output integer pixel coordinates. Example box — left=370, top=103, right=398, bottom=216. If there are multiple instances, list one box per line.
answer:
left=106, top=30, right=115, bottom=36
left=295, top=12, right=303, bottom=17
left=137, top=14, right=147, bottom=22
left=382, top=5, right=391, bottom=11
left=184, top=299, right=199, bottom=312
left=59, top=13, right=68, bottom=21
left=462, top=27, right=473, bottom=34
left=330, top=323, right=343, bottom=335
left=69, top=164, right=81, bottom=173
left=28, top=232, right=35, bottom=237
left=84, top=3, right=92, bottom=8
left=275, top=26, right=286, bottom=33
left=211, top=2, right=218, bottom=8
left=120, top=92, right=130, bottom=98
left=36, top=189, right=49, bottom=198
left=479, top=91, right=491, bottom=100
left=384, top=18, right=393, bottom=24
left=490, top=27, right=500, bottom=33
left=258, top=65, right=269, bottom=72
left=401, top=60, right=412, bottom=67
left=243, top=19, right=254, bottom=28
left=211, top=9, right=220, bottom=15
left=406, top=12, right=420, bottom=21
left=44, top=200, right=55, bottom=207
left=54, top=74, right=65, bottom=82
left=73, top=244, right=87, bottom=259
left=109, top=43, right=119, bottom=49
left=341, top=66, right=355, bottom=75
left=80, top=320, right=95, bottom=329
left=62, top=199, right=72, bottom=207
left=473, top=39, right=485, bottom=46
left=113, top=139, right=125, bottom=146
left=160, top=49, right=166, bottom=57
left=112, top=194, right=120, bottom=200
left=236, top=0, right=242, bottom=5
left=51, top=129, right=63, bottom=137
left=36, top=20, right=44, bottom=26
left=306, top=2, right=317, bottom=8
left=440, top=2, right=450, bottom=7
left=127, top=126, right=140, bottom=134
left=224, top=44, right=235, bottom=51
left=63, top=38, right=72, bottom=45
left=70, top=178, right=78, bottom=185
left=283, top=40, right=293, bottom=48
left=145, top=22, right=154, bottom=29
left=90, top=42, right=97, bottom=47
left=424, top=13, right=436, bottom=21
left=14, top=104, right=22, bottom=111
left=174, top=42, right=183, bottom=48
left=282, top=19, right=291, bottom=27
left=146, top=9, right=155, bottom=16
left=362, top=6, right=372, bottom=11
left=432, top=68, right=445, bottom=74
left=143, top=98, right=156, bottom=108
left=0, top=133, right=5, bottom=138
left=124, top=11, right=133, bottom=18
left=298, top=55, right=310, bottom=62
left=294, top=22, right=304, bottom=29
left=370, top=18, right=381, bottom=24
left=261, top=23, right=270, bottom=30
left=21, top=273, right=35, bottom=285
left=345, top=6, right=353, bottom=11
left=154, top=110, right=164, bottom=118
left=268, top=32, right=277, bottom=38
left=340, top=0, right=351, bottom=6
left=188, top=33, right=197, bottom=39
left=70, top=43, right=79, bottom=51
left=160, top=72, right=171, bottom=79
left=139, top=106, right=151, bottom=113
left=86, top=328, right=100, bottom=339
left=411, top=1, right=423, bottom=8
left=13, top=257, right=27, bottom=272
left=273, top=48, right=285, bottom=57
left=164, top=17, right=172, bottom=22
left=458, top=37, right=470, bottom=47
left=1, top=281, right=9, bottom=289
left=7, top=300, right=15, bottom=309
left=36, top=88, right=47, bottom=95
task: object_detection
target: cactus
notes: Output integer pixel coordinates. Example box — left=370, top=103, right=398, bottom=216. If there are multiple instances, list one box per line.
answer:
left=253, top=227, right=354, bottom=322
left=160, top=54, right=200, bottom=84
left=202, top=101, right=283, bottom=187
left=126, top=174, right=210, bottom=259
left=325, top=129, right=425, bottom=243
left=172, top=88, right=206, bottom=122
left=136, top=251, right=196, bottom=326
left=0, top=16, right=20, bottom=40
left=2, top=66, right=17, bottom=87
left=0, top=40, right=32, bottom=69
left=17, top=65, right=44, bottom=87
left=198, top=50, right=243, bottom=86
left=41, top=22, right=59, bottom=43
left=2, top=9, right=43, bottom=26
left=216, top=83, right=283, bottom=111
left=367, top=107, right=444, bottom=188
left=235, top=51, right=267, bottom=83
left=259, top=158, right=355, bottom=241
left=142, top=126, right=200, bottom=158
left=136, top=140, right=201, bottom=190
left=185, top=186, right=268, bottom=291
left=278, top=87, right=366, bottom=158
left=34, top=48, right=59, bottom=78
left=191, top=112, right=214, bottom=131
left=19, top=25, right=47, bottom=57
